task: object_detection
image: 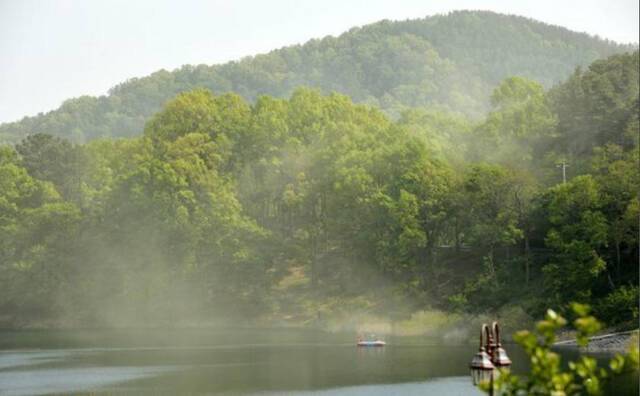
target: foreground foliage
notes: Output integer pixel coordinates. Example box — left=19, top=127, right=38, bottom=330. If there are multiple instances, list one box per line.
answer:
left=481, top=304, right=639, bottom=395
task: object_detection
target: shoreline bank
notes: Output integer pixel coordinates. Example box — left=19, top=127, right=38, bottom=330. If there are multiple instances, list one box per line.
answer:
left=554, top=330, right=639, bottom=353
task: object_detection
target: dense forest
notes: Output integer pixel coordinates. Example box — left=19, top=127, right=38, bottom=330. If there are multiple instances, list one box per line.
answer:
left=0, top=11, right=635, bottom=144
left=0, top=44, right=637, bottom=330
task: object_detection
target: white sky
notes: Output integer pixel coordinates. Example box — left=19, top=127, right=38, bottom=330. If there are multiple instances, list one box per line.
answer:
left=0, top=0, right=638, bottom=123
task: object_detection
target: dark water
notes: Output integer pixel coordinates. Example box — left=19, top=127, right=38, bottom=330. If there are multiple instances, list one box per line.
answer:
left=0, top=328, right=636, bottom=395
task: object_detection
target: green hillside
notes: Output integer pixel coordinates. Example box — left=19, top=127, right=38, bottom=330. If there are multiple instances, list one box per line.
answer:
left=0, top=50, right=637, bottom=329
left=0, top=10, right=633, bottom=143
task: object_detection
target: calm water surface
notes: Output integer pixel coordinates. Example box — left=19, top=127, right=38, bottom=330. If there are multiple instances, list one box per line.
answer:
left=0, top=328, right=636, bottom=395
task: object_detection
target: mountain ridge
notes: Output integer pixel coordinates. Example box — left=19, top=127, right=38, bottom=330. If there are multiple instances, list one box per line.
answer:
left=1, top=10, right=635, bottom=143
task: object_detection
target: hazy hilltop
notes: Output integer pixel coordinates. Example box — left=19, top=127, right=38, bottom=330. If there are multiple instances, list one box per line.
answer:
left=0, top=10, right=633, bottom=143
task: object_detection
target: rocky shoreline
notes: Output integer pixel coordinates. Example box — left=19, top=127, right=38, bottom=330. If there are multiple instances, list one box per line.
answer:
left=554, top=330, right=639, bottom=353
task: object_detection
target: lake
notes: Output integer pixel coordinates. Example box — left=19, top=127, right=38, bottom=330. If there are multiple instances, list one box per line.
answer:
left=0, top=328, right=636, bottom=395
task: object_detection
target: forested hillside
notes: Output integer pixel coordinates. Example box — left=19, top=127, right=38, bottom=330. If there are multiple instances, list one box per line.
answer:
left=1, top=50, right=637, bottom=329
left=0, top=11, right=634, bottom=144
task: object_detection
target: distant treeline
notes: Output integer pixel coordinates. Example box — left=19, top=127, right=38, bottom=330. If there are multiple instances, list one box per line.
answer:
left=0, top=10, right=634, bottom=144
left=0, top=50, right=637, bottom=328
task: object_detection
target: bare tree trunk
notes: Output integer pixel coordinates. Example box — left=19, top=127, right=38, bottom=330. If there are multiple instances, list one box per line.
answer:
left=421, top=245, right=429, bottom=282
left=524, top=236, right=531, bottom=286
left=310, top=235, right=318, bottom=289
left=615, top=240, right=621, bottom=282
left=488, top=246, right=498, bottom=286
left=607, top=270, right=616, bottom=290
left=454, top=219, right=461, bottom=254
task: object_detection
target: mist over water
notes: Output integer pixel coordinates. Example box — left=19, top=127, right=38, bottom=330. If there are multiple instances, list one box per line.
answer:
left=0, top=328, right=636, bottom=395
left=0, top=5, right=638, bottom=396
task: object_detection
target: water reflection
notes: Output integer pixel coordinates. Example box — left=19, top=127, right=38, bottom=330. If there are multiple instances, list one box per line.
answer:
left=253, top=376, right=482, bottom=396
left=0, top=366, right=175, bottom=396
left=0, top=329, right=636, bottom=395
left=0, top=351, right=68, bottom=370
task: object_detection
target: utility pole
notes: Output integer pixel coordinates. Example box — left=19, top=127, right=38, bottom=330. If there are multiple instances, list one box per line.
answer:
left=557, top=160, right=569, bottom=184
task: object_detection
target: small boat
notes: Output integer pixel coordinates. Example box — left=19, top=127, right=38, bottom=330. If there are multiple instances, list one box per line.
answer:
left=357, top=340, right=386, bottom=347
